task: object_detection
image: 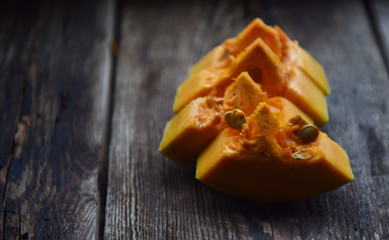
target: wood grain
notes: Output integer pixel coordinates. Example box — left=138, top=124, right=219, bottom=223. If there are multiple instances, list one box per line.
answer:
left=105, top=0, right=389, bottom=239
left=0, top=3, right=35, bottom=236
left=0, top=0, right=115, bottom=239
left=371, top=0, right=389, bottom=73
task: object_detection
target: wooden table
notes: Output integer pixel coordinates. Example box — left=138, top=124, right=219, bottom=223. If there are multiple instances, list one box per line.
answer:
left=1, top=0, right=388, bottom=239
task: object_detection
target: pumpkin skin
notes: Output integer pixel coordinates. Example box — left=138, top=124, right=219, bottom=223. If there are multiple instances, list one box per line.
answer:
left=159, top=19, right=354, bottom=202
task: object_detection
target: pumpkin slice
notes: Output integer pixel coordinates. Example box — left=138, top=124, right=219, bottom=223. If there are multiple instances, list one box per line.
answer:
left=228, top=38, right=285, bottom=97
left=159, top=96, right=223, bottom=167
left=189, top=18, right=282, bottom=78
left=196, top=102, right=354, bottom=202
left=224, top=18, right=282, bottom=58
left=229, top=39, right=328, bottom=125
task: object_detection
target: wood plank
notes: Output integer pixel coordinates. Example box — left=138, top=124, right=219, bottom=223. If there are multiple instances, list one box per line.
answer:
left=371, top=0, right=389, bottom=73
left=0, top=3, right=35, bottom=236
left=105, top=0, right=389, bottom=239
left=0, top=0, right=115, bottom=238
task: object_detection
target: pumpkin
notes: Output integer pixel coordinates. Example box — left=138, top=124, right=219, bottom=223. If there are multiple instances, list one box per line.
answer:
left=159, top=19, right=353, bottom=202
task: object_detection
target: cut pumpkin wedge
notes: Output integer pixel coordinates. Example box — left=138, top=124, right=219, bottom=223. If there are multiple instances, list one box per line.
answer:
left=189, top=18, right=282, bottom=78
left=196, top=103, right=353, bottom=202
left=224, top=18, right=282, bottom=58
left=160, top=96, right=223, bottom=167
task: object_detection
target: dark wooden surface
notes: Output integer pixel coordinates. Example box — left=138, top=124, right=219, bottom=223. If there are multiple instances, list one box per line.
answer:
left=0, top=0, right=115, bottom=238
left=1, top=0, right=388, bottom=239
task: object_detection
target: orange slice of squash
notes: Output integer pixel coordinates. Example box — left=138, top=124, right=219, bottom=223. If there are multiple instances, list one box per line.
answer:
left=196, top=102, right=353, bottom=202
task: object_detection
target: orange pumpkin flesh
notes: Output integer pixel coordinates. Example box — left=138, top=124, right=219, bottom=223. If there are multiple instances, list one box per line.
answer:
left=224, top=18, right=282, bottom=58
left=159, top=96, right=223, bottom=167
left=160, top=19, right=353, bottom=202
left=189, top=18, right=281, bottom=78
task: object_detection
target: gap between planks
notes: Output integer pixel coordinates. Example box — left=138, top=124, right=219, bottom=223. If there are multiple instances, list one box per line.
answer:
left=1, top=59, right=29, bottom=240
left=97, top=0, right=123, bottom=239
left=363, top=0, right=389, bottom=78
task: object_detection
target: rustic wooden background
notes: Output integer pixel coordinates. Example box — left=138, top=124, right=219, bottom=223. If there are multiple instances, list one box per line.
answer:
left=1, top=0, right=388, bottom=239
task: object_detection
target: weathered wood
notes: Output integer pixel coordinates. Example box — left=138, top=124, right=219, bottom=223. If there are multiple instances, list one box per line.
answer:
left=371, top=0, right=389, bottom=73
left=0, top=0, right=115, bottom=239
left=0, top=3, right=34, bottom=236
left=105, top=0, right=389, bottom=239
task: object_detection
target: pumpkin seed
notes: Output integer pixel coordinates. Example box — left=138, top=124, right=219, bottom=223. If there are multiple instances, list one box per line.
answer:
left=288, top=115, right=308, bottom=127
left=220, top=49, right=229, bottom=61
left=225, top=109, right=246, bottom=130
left=293, top=150, right=312, bottom=160
left=295, top=124, right=319, bottom=143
